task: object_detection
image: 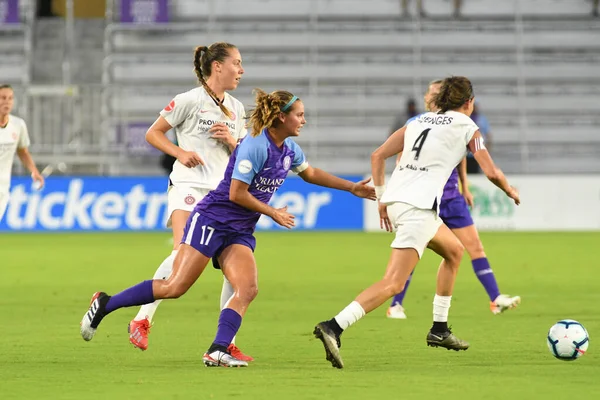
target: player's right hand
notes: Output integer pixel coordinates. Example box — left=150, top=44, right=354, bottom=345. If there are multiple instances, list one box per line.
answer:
left=378, top=202, right=393, bottom=232
left=271, top=206, right=295, bottom=229
left=506, top=186, right=520, bottom=205
left=177, top=150, right=205, bottom=168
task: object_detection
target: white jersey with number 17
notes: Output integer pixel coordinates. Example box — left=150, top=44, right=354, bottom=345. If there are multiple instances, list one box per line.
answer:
left=381, top=111, right=479, bottom=211
left=159, top=87, right=247, bottom=190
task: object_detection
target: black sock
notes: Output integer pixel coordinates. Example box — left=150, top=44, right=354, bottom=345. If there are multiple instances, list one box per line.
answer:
left=328, top=318, right=344, bottom=337
left=431, top=321, right=448, bottom=333
left=208, top=343, right=229, bottom=354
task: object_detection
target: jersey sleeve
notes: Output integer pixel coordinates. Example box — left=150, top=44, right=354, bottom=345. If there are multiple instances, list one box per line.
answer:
left=159, top=92, right=194, bottom=128
left=405, top=115, right=419, bottom=126
left=232, top=137, right=268, bottom=185
left=288, top=139, right=309, bottom=174
left=17, top=119, right=31, bottom=149
left=463, top=116, right=480, bottom=144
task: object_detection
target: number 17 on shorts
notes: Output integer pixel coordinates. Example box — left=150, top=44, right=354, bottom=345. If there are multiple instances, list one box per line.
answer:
left=182, top=212, right=222, bottom=258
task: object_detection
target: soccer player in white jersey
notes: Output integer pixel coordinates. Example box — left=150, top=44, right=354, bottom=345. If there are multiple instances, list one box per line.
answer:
left=127, top=43, right=252, bottom=361
left=387, top=80, right=520, bottom=319
left=0, top=84, right=44, bottom=222
left=314, top=76, right=520, bottom=368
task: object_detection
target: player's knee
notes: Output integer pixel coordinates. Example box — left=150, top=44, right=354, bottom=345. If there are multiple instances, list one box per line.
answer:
left=447, top=242, right=465, bottom=267
left=384, top=278, right=406, bottom=297
left=163, top=281, right=191, bottom=299
left=238, top=283, right=259, bottom=304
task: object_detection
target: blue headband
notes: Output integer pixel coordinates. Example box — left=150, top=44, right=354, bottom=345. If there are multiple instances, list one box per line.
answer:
left=281, top=95, right=298, bottom=112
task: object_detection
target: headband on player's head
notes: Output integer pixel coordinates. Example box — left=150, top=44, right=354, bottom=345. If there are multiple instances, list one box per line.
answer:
left=281, top=95, right=298, bottom=112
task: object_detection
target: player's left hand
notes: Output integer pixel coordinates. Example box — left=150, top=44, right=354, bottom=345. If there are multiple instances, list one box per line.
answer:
left=378, top=202, right=393, bottom=232
left=210, top=123, right=235, bottom=148
left=463, top=190, right=474, bottom=208
left=31, top=171, right=45, bottom=190
left=350, top=177, right=377, bottom=200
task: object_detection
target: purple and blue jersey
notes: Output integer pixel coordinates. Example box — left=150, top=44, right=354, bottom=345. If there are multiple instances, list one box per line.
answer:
left=195, top=129, right=307, bottom=233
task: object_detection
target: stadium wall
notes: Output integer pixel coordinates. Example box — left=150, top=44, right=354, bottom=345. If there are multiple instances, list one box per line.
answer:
left=2, top=175, right=599, bottom=232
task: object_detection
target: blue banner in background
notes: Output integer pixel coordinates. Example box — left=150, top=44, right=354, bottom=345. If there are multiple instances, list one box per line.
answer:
left=0, top=176, right=364, bottom=232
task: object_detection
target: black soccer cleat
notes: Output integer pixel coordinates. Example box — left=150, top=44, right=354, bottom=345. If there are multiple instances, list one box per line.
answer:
left=313, top=321, right=344, bottom=369
left=80, top=292, right=110, bottom=341
left=426, top=329, right=469, bottom=351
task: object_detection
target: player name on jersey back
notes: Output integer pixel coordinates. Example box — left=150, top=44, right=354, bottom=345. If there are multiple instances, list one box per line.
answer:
left=381, top=111, right=479, bottom=211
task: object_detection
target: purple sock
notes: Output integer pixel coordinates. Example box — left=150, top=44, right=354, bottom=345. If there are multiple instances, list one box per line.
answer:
left=390, top=270, right=414, bottom=307
left=212, top=308, right=242, bottom=348
left=105, top=280, right=155, bottom=314
left=472, top=258, right=501, bottom=301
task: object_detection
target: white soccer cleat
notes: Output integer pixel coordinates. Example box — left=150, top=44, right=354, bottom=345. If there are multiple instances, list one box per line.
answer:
left=202, top=350, right=249, bottom=368
left=387, top=304, right=407, bottom=319
left=80, top=292, right=109, bottom=341
left=490, top=294, right=521, bottom=315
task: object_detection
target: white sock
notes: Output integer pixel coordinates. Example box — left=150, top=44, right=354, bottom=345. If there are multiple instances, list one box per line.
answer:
left=334, top=301, right=366, bottom=330
left=433, top=295, right=452, bottom=322
left=220, top=276, right=236, bottom=345
left=134, top=250, right=177, bottom=322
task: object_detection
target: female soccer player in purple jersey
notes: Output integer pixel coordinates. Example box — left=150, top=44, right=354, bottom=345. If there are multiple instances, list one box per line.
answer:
left=80, top=89, right=376, bottom=367
left=387, top=80, right=520, bottom=320
left=313, top=76, right=520, bottom=369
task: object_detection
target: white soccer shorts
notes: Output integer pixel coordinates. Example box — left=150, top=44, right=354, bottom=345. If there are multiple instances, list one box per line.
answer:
left=166, top=186, right=211, bottom=228
left=388, top=202, right=442, bottom=259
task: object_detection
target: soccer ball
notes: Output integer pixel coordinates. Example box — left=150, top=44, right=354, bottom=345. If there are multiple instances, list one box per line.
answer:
left=547, top=319, right=589, bottom=361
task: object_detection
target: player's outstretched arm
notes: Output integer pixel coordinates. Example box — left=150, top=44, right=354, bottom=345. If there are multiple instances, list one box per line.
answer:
left=298, top=166, right=376, bottom=200
left=371, top=125, right=407, bottom=198
left=146, top=116, right=204, bottom=168
left=229, top=179, right=295, bottom=229
left=469, top=131, right=520, bottom=205
left=16, top=147, right=43, bottom=188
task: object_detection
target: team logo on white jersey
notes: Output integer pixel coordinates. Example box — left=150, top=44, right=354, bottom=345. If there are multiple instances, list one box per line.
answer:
left=283, top=156, right=291, bottom=171
left=11, top=132, right=17, bottom=141
left=229, top=110, right=236, bottom=121
left=184, top=194, right=196, bottom=205
left=163, top=100, right=175, bottom=112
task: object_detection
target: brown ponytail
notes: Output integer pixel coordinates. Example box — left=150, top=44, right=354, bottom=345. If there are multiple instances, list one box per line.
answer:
left=247, top=89, right=298, bottom=137
left=433, top=76, right=474, bottom=113
left=193, top=42, right=237, bottom=119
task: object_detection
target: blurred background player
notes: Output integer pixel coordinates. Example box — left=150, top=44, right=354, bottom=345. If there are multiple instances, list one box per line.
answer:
left=79, top=89, right=376, bottom=367
left=0, top=84, right=44, bottom=222
left=127, top=42, right=253, bottom=361
left=387, top=80, right=520, bottom=320
left=313, top=76, right=520, bottom=369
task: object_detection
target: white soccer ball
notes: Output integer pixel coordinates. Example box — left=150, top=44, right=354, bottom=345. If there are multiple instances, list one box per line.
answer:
left=547, top=319, right=589, bottom=361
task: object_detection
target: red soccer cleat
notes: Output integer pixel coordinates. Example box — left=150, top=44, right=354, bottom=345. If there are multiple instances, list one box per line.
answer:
left=128, top=318, right=151, bottom=351
left=228, top=343, right=254, bottom=362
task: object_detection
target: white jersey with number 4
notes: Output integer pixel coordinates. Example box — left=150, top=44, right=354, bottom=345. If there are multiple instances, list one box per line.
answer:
left=381, top=111, right=479, bottom=211
left=0, top=115, right=30, bottom=193
left=159, top=87, right=247, bottom=190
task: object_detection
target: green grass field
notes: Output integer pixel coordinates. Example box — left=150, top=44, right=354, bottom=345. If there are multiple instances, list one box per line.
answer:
left=1, top=231, right=599, bottom=399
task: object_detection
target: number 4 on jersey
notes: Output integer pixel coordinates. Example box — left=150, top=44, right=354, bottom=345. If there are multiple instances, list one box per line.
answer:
left=411, top=128, right=431, bottom=161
